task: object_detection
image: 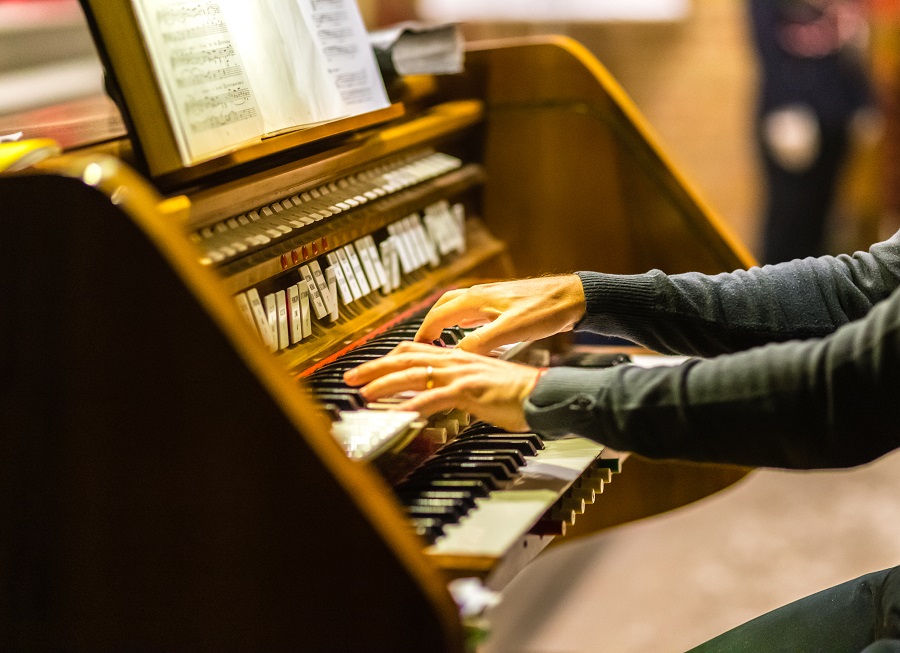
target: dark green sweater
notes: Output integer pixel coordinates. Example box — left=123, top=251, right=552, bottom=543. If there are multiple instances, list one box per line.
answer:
left=524, top=232, right=900, bottom=469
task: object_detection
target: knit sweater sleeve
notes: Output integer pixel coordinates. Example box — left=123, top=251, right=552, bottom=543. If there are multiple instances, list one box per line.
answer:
left=523, top=233, right=900, bottom=469
left=574, top=232, right=900, bottom=357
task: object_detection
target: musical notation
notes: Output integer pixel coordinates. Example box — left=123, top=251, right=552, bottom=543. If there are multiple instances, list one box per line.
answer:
left=131, top=0, right=387, bottom=164
left=313, top=10, right=348, bottom=27
left=184, top=86, right=252, bottom=115
left=171, top=43, right=235, bottom=67
left=175, top=64, right=242, bottom=88
left=189, top=107, right=259, bottom=133
left=157, top=2, right=222, bottom=24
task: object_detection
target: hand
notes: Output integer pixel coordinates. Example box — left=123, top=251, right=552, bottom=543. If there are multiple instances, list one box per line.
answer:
left=414, top=275, right=586, bottom=355
left=343, top=342, right=544, bottom=432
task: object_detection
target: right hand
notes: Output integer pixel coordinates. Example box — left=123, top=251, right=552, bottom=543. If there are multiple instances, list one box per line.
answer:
left=414, top=275, right=586, bottom=355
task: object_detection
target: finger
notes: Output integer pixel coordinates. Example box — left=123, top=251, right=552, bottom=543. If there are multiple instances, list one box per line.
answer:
left=391, top=386, right=460, bottom=417
left=414, top=295, right=497, bottom=344
left=455, top=313, right=521, bottom=354
left=359, top=366, right=446, bottom=401
left=413, top=289, right=466, bottom=343
left=344, top=349, right=450, bottom=385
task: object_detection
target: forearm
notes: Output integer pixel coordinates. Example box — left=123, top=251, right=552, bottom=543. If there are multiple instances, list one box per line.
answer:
left=576, top=232, right=900, bottom=356
left=525, top=285, right=900, bottom=469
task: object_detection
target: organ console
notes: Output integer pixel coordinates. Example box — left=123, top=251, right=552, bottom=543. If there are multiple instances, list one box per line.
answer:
left=0, top=7, right=755, bottom=651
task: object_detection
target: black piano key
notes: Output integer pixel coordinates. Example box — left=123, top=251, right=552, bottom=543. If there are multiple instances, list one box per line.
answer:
left=410, top=517, right=444, bottom=543
left=312, top=393, right=362, bottom=411
left=394, top=490, right=478, bottom=509
left=443, top=439, right=536, bottom=458
left=458, top=431, right=546, bottom=451
left=403, top=471, right=500, bottom=491
left=396, top=478, right=492, bottom=497
left=404, top=498, right=471, bottom=520
left=418, top=459, right=515, bottom=482
left=435, top=448, right=526, bottom=468
left=405, top=504, right=460, bottom=522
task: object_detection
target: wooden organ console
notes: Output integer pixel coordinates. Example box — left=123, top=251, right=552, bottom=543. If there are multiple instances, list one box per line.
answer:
left=0, top=15, right=755, bottom=652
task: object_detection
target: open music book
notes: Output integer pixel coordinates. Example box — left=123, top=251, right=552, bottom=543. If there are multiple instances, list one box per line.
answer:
left=131, top=0, right=390, bottom=166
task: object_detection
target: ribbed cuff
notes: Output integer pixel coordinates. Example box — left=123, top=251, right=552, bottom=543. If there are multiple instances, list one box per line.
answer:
left=575, top=270, right=662, bottom=338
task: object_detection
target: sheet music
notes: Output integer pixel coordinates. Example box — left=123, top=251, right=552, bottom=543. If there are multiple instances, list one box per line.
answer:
left=296, top=0, right=389, bottom=114
left=130, top=0, right=389, bottom=166
left=132, top=0, right=266, bottom=164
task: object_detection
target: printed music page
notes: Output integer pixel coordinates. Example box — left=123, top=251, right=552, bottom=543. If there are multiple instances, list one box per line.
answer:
left=130, top=0, right=389, bottom=166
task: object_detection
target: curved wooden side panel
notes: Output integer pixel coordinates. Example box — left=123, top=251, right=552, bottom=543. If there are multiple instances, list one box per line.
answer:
left=437, top=35, right=755, bottom=277
left=432, top=37, right=755, bottom=528
left=0, top=155, right=463, bottom=652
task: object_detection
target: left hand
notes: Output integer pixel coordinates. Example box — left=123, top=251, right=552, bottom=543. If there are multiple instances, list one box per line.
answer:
left=343, top=341, right=544, bottom=432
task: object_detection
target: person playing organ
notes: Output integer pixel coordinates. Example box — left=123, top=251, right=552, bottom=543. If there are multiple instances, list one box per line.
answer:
left=345, top=232, right=900, bottom=651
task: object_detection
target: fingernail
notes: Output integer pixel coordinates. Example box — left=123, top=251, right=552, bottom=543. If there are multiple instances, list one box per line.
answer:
left=343, top=369, right=357, bottom=382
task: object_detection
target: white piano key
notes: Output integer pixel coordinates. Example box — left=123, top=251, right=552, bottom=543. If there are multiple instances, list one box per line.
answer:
left=427, top=436, right=604, bottom=558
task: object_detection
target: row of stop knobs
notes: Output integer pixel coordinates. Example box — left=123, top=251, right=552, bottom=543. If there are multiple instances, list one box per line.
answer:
left=532, top=458, right=620, bottom=536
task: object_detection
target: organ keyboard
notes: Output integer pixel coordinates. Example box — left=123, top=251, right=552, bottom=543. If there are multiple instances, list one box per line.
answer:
left=0, top=26, right=755, bottom=653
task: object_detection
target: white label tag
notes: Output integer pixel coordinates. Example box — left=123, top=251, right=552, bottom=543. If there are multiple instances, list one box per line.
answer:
left=297, top=280, right=312, bottom=337
left=234, top=292, right=257, bottom=330
left=344, top=245, right=371, bottom=295
left=399, top=217, right=426, bottom=269
left=307, top=259, right=335, bottom=315
left=326, top=255, right=355, bottom=305
left=245, top=288, right=276, bottom=350
left=381, top=238, right=401, bottom=291
left=325, top=267, right=341, bottom=320
left=299, top=265, right=329, bottom=319
left=264, top=293, right=279, bottom=352
left=334, top=248, right=362, bottom=300
left=451, top=202, right=466, bottom=253
left=411, top=214, right=439, bottom=267
left=275, top=290, right=289, bottom=350
left=364, top=235, right=389, bottom=290
left=387, top=222, right=414, bottom=274
left=353, top=239, right=381, bottom=291
left=288, top=285, right=303, bottom=344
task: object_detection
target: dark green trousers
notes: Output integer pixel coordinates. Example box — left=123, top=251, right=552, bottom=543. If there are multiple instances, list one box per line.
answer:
left=690, top=566, right=900, bottom=653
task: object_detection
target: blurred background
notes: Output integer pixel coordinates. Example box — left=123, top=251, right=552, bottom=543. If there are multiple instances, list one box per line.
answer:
left=4, top=1, right=900, bottom=651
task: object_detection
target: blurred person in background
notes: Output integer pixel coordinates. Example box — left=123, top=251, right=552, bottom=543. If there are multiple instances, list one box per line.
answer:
left=749, top=0, right=877, bottom=263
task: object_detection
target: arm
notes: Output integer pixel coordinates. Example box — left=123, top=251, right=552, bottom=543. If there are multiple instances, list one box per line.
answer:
left=527, top=281, right=900, bottom=469
left=576, top=232, right=900, bottom=357
left=350, top=283, right=900, bottom=469
left=414, top=234, right=900, bottom=357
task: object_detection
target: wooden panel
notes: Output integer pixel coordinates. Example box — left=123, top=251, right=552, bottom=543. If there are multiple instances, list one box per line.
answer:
left=435, top=36, right=756, bottom=277
left=0, top=156, right=463, bottom=652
